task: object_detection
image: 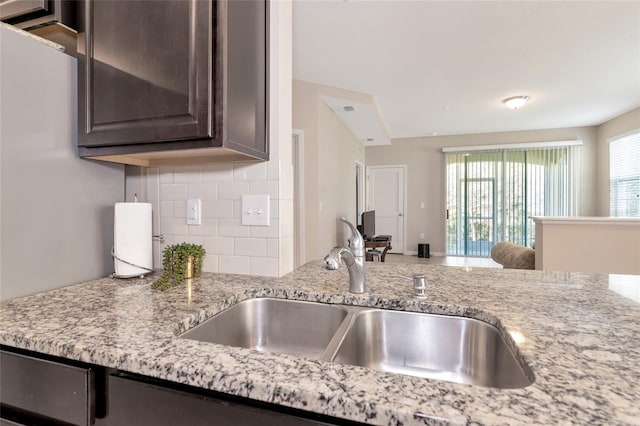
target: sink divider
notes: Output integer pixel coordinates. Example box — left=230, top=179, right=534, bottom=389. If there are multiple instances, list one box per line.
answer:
left=317, top=307, right=365, bottom=362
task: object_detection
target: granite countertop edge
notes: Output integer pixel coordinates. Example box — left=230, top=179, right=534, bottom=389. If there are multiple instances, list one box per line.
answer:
left=1, top=262, right=639, bottom=425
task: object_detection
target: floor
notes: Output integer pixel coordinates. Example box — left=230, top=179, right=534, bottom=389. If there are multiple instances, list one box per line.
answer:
left=383, top=254, right=501, bottom=268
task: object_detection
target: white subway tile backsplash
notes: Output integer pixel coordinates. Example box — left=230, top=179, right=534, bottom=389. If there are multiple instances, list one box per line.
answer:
left=187, top=182, right=217, bottom=199
left=203, top=236, right=234, bottom=255
left=234, top=162, right=267, bottom=181
left=235, top=238, right=267, bottom=257
left=160, top=201, right=174, bottom=218
left=188, top=218, right=218, bottom=237
left=160, top=184, right=187, bottom=200
left=233, top=200, right=242, bottom=218
left=217, top=182, right=250, bottom=200
left=219, top=219, right=251, bottom=237
left=174, top=201, right=186, bottom=218
left=250, top=180, right=278, bottom=199
left=161, top=234, right=203, bottom=247
left=173, top=166, right=202, bottom=183
left=159, top=167, right=173, bottom=184
left=218, top=255, right=251, bottom=274
left=203, top=164, right=234, bottom=182
left=267, top=238, right=278, bottom=258
left=250, top=219, right=279, bottom=238
left=202, top=254, right=218, bottom=273
left=250, top=257, right=278, bottom=277
left=153, top=240, right=162, bottom=269
left=148, top=152, right=291, bottom=277
left=201, top=200, right=233, bottom=218
left=183, top=235, right=204, bottom=245
left=160, top=218, right=188, bottom=236
left=267, top=160, right=279, bottom=180
left=150, top=200, right=160, bottom=234
left=270, top=200, right=279, bottom=219
left=147, top=168, right=160, bottom=201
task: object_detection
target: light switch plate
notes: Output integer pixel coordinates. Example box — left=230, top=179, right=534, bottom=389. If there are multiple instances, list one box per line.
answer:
left=242, top=194, right=270, bottom=226
left=187, top=199, right=201, bottom=225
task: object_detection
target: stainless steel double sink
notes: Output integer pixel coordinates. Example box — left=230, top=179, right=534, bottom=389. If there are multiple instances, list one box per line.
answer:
left=180, top=298, right=533, bottom=389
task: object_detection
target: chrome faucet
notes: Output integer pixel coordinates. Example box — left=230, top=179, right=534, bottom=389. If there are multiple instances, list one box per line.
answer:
left=322, top=217, right=366, bottom=293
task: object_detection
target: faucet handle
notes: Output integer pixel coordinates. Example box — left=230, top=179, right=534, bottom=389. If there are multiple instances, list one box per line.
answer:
left=322, top=247, right=342, bottom=270
left=340, top=217, right=364, bottom=252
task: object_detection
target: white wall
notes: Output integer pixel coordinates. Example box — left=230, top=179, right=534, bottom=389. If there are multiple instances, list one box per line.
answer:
left=366, top=126, right=598, bottom=255
left=596, top=107, right=640, bottom=215
left=125, top=1, right=293, bottom=278
left=292, top=80, right=367, bottom=262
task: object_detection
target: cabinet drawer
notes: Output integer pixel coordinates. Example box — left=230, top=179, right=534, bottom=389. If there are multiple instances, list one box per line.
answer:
left=0, top=350, right=95, bottom=426
left=108, top=373, right=334, bottom=426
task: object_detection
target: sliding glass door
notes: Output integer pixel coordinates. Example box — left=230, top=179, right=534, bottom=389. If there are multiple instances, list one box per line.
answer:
left=446, top=146, right=579, bottom=257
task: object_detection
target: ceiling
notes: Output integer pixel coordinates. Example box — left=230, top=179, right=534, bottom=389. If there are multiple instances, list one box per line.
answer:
left=293, top=1, right=640, bottom=143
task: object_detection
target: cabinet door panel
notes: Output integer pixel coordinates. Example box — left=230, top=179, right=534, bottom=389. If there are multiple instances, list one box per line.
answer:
left=79, top=0, right=211, bottom=147
left=107, top=374, right=335, bottom=426
left=0, top=350, right=95, bottom=426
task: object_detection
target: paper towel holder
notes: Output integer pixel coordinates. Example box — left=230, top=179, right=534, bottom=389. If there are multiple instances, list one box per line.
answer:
left=111, top=247, right=154, bottom=279
left=110, top=235, right=164, bottom=278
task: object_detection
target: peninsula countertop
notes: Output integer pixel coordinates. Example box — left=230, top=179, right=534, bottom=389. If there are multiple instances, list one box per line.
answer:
left=1, top=262, right=639, bottom=425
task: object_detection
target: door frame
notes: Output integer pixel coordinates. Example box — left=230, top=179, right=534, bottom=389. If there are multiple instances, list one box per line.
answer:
left=355, top=161, right=365, bottom=226
left=292, top=129, right=305, bottom=267
left=366, top=164, right=408, bottom=254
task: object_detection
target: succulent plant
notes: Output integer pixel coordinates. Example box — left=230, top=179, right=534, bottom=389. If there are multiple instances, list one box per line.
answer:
left=151, top=243, right=206, bottom=290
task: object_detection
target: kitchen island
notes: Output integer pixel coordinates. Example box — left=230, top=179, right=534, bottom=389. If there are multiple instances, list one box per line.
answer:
left=1, top=262, right=639, bottom=425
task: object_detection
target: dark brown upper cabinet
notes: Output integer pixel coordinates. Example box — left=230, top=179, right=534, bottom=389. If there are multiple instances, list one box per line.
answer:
left=77, top=0, right=268, bottom=167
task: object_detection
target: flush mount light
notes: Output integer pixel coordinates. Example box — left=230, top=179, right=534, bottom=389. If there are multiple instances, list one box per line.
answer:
left=502, top=96, right=530, bottom=110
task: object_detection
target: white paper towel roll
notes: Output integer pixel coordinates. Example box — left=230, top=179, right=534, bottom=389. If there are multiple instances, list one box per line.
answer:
left=114, top=202, right=153, bottom=278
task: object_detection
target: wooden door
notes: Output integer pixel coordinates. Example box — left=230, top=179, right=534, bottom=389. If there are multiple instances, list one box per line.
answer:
left=368, top=166, right=406, bottom=253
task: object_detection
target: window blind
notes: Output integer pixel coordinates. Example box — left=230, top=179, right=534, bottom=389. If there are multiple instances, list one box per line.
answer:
left=610, top=131, right=640, bottom=217
left=445, top=144, right=580, bottom=257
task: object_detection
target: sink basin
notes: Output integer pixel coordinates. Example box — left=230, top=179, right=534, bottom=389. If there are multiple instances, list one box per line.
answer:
left=180, top=298, right=533, bottom=389
left=180, top=298, right=349, bottom=359
left=332, top=309, right=531, bottom=388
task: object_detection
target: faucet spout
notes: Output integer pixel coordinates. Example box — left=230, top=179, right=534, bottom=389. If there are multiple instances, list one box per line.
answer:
left=322, top=218, right=366, bottom=294
left=340, top=217, right=365, bottom=256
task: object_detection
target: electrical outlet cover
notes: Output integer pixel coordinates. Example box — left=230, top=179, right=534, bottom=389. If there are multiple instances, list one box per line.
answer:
left=187, top=199, right=201, bottom=225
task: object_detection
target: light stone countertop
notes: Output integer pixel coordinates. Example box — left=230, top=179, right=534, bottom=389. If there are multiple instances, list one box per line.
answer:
left=1, top=262, right=639, bottom=425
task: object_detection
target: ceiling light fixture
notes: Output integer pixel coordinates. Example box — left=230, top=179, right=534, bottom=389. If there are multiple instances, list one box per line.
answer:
left=502, top=96, right=530, bottom=110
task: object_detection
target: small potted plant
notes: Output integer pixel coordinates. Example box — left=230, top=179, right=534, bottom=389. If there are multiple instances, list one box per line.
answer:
left=151, top=243, right=206, bottom=290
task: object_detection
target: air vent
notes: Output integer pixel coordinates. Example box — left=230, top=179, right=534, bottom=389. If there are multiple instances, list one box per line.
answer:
left=343, top=105, right=357, bottom=112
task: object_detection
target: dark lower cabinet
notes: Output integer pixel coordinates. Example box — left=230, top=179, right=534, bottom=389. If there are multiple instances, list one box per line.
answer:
left=0, top=348, right=97, bottom=426
left=77, top=0, right=268, bottom=167
left=102, top=373, right=339, bottom=426
left=0, top=347, right=363, bottom=426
